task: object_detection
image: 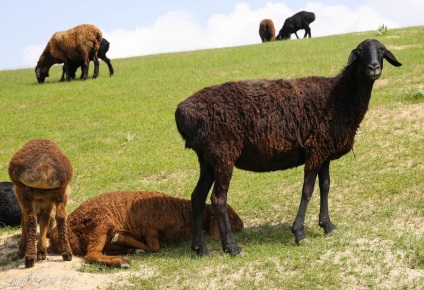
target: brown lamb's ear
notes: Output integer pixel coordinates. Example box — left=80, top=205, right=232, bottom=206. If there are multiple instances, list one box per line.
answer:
left=384, top=49, right=402, bottom=67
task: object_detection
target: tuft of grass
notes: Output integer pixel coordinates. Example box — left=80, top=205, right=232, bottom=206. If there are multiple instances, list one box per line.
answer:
left=377, top=24, right=388, bottom=36
left=401, top=89, right=424, bottom=103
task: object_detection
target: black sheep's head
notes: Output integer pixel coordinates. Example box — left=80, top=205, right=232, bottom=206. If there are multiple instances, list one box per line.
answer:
left=347, top=39, right=402, bottom=81
left=276, top=27, right=291, bottom=40
left=35, top=65, right=49, bottom=84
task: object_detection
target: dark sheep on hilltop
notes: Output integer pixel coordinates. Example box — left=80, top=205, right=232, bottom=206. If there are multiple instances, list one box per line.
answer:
left=259, top=19, right=276, bottom=43
left=0, top=181, right=21, bottom=227
left=175, top=39, right=401, bottom=256
left=277, top=11, right=315, bottom=40
left=60, top=38, right=114, bottom=81
left=49, top=191, right=244, bottom=268
left=35, top=24, right=102, bottom=83
left=8, top=139, right=73, bottom=268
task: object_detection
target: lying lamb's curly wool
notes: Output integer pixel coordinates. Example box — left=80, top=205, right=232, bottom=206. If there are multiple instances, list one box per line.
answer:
left=9, top=139, right=73, bottom=268
left=259, top=19, right=276, bottom=42
left=277, top=11, right=315, bottom=40
left=49, top=191, right=243, bottom=268
left=0, top=181, right=21, bottom=227
left=175, top=39, right=402, bottom=256
left=35, top=24, right=102, bottom=83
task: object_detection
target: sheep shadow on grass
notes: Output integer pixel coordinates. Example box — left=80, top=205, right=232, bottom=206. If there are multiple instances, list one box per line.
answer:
left=236, top=222, right=322, bottom=246
left=139, top=222, right=323, bottom=260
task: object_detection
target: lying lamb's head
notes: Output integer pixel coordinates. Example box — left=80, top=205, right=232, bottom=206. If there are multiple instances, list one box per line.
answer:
left=347, top=39, right=402, bottom=81
left=205, top=204, right=244, bottom=240
left=35, top=65, right=50, bottom=84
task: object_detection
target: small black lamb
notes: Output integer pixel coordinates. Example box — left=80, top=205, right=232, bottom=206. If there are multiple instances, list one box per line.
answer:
left=0, top=181, right=21, bottom=227
left=175, top=39, right=401, bottom=256
left=277, top=11, right=315, bottom=40
left=61, top=38, right=114, bottom=81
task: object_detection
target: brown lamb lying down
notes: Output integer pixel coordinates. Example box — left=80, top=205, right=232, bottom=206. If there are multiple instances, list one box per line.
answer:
left=49, top=191, right=244, bottom=268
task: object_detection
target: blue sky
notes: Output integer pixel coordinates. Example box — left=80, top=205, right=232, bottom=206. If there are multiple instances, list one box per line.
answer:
left=0, top=0, right=422, bottom=70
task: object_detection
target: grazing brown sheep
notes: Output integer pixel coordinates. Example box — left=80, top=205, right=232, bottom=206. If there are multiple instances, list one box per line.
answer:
left=8, top=139, right=73, bottom=268
left=49, top=191, right=244, bottom=268
left=175, top=39, right=401, bottom=256
left=35, top=24, right=102, bottom=83
left=259, top=19, right=276, bottom=42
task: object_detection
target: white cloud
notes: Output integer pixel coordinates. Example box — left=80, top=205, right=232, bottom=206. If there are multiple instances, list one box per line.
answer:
left=304, top=2, right=400, bottom=37
left=22, top=1, right=414, bottom=67
left=364, top=0, right=424, bottom=28
left=23, top=44, right=45, bottom=68
left=103, top=2, right=293, bottom=60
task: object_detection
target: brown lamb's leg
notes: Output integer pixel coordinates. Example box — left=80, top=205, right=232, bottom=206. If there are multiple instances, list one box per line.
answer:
left=85, top=234, right=130, bottom=268
left=55, top=202, right=72, bottom=261
left=18, top=214, right=27, bottom=259
left=37, top=206, right=54, bottom=261
left=18, top=195, right=38, bottom=268
left=111, top=229, right=160, bottom=253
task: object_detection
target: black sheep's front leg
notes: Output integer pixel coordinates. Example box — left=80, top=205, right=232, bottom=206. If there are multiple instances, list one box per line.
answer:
left=63, top=62, right=71, bottom=82
left=92, top=55, right=99, bottom=78
left=191, top=159, right=215, bottom=256
left=291, top=166, right=319, bottom=245
left=318, top=161, right=337, bottom=235
left=81, top=56, right=89, bottom=80
left=211, top=164, right=241, bottom=256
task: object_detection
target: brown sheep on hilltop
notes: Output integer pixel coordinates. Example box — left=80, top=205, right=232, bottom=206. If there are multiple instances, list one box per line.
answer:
left=259, top=19, right=276, bottom=42
left=175, top=39, right=401, bottom=256
left=49, top=191, right=244, bottom=268
left=8, top=139, right=73, bottom=268
left=35, top=24, right=102, bottom=83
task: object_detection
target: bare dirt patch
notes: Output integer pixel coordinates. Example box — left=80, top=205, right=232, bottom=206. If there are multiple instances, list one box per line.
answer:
left=0, top=231, right=150, bottom=290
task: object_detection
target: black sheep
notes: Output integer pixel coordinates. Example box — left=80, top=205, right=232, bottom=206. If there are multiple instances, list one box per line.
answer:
left=60, top=38, right=114, bottom=81
left=0, top=181, right=21, bottom=227
left=175, top=39, right=402, bottom=256
left=277, top=11, right=315, bottom=40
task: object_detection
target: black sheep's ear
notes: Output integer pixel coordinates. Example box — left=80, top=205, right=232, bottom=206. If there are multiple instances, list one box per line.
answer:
left=384, top=49, right=402, bottom=67
left=347, top=49, right=358, bottom=66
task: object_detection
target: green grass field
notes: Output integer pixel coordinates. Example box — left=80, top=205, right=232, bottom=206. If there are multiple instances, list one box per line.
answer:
left=0, top=26, right=423, bottom=289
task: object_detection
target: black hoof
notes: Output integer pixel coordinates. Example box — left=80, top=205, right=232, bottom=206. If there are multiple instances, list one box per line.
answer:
left=25, top=256, right=35, bottom=268
left=191, top=244, right=209, bottom=257
left=62, top=252, right=72, bottom=261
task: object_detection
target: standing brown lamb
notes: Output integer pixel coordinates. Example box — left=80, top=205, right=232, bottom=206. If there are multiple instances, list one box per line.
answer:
left=35, top=24, right=102, bottom=83
left=49, top=191, right=244, bottom=268
left=8, top=139, right=73, bottom=268
left=259, top=19, right=276, bottom=42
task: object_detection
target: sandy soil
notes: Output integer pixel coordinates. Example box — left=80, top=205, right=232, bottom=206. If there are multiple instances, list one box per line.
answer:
left=0, top=231, right=139, bottom=290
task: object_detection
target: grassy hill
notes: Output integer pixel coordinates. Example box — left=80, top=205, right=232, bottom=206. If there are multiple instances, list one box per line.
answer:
left=0, top=26, right=423, bottom=289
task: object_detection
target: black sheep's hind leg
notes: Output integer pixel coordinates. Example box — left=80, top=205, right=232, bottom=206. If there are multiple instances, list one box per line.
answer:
left=191, top=158, right=215, bottom=256
left=292, top=167, right=318, bottom=245
left=211, top=164, right=241, bottom=256
left=318, top=161, right=338, bottom=235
